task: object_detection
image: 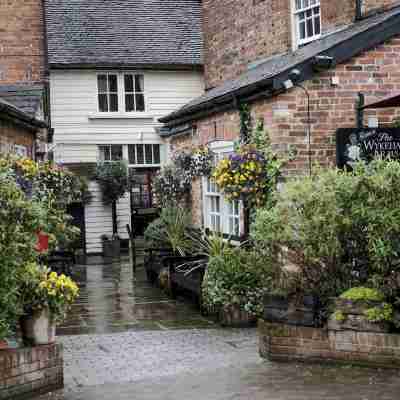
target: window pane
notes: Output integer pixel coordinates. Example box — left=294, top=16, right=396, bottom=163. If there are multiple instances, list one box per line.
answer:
left=99, top=145, right=110, bottom=161
left=108, top=75, right=118, bottom=92
left=126, top=94, right=135, bottom=112
left=109, top=94, right=118, bottom=112
left=295, top=0, right=301, bottom=10
left=111, top=145, right=123, bottom=161
left=135, top=94, right=145, bottom=111
left=314, top=16, right=321, bottom=35
left=98, top=75, right=107, bottom=92
left=299, top=11, right=305, bottom=20
left=98, top=94, right=108, bottom=112
left=136, top=145, right=144, bottom=164
left=135, top=75, right=144, bottom=92
left=306, top=18, right=314, bottom=37
left=124, top=75, right=134, bottom=92
left=145, top=144, right=153, bottom=164
left=128, top=145, right=136, bottom=164
left=153, top=145, right=160, bottom=164
left=306, top=9, right=312, bottom=17
left=300, top=21, right=306, bottom=39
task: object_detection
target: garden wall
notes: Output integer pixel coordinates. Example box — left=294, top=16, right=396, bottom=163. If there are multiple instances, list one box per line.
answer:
left=259, top=320, right=400, bottom=368
left=0, top=344, right=63, bottom=400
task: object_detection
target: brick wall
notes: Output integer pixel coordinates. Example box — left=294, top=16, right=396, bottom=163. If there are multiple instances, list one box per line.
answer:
left=203, top=0, right=292, bottom=89
left=363, top=0, right=400, bottom=16
left=0, top=344, right=64, bottom=400
left=183, top=35, right=400, bottom=176
left=259, top=320, right=400, bottom=368
left=0, top=119, right=35, bottom=158
left=202, top=1, right=362, bottom=89
left=0, top=0, right=46, bottom=84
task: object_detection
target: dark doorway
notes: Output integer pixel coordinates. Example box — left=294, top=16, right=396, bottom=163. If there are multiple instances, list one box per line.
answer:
left=67, top=202, right=86, bottom=254
left=129, top=169, right=160, bottom=236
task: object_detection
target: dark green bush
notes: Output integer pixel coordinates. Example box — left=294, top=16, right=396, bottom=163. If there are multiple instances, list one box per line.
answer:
left=251, top=160, right=400, bottom=316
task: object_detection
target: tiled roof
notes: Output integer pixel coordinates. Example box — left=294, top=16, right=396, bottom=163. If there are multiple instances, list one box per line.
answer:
left=0, top=85, right=43, bottom=118
left=45, top=0, right=203, bottom=68
left=160, top=5, right=400, bottom=126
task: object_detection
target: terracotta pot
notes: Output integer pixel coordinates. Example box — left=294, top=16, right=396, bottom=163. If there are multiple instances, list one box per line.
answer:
left=0, top=340, right=8, bottom=350
left=219, top=305, right=256, bottom=328
left=21, top=308, right=56, bottom=346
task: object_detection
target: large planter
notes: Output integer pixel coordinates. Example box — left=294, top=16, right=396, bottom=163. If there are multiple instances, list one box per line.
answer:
left=219, top=305, right=256, bottom=328
left=263, top=294, right=318, bottom=327
left=21, top=308, right=56, bottom=346
left=102, top=239, right=121, bottom=262
left=328, top=298, right=390, bottom=333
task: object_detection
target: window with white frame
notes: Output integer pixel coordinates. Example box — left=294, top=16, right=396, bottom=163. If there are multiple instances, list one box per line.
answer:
left=203, top=142, right=242, bottom=237
left=124, top=74, right=145, bottom=112
left=97, top=74, right=119, bottom=112
left=98, top=145, right=123, bottom=162
left=294, top=0, right=321, bottom=47
left=128, top=144, right=161, bottom=166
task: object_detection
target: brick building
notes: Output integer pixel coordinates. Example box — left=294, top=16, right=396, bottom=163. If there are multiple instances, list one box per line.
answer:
left=160, top=0, right=400, bottom=237
left=0, top=0, right=49, bottom=158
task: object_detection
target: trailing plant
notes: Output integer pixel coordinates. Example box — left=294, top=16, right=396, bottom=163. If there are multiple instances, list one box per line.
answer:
left=152, top=165, right=190, bottom=207
left=154, top=147, right=213, bottom=207
left=251, top=160, right=400, bottom=320
left=212, top=119, right=289, bottom=208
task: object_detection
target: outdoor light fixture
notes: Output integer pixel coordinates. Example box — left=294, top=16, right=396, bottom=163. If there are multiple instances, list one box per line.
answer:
left=313, top=55, right=334, bottom=71
left=282, top=68, right=312, bottom=176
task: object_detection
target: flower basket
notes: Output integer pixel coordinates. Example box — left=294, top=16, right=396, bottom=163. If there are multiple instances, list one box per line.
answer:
left=36, top=231, right=49, bottom=253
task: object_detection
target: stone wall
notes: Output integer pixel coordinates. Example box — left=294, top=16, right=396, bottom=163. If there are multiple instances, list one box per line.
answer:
left=0, top=119, right=36, bottom=158
left=0, top=0, right=46, bottom=84
left=259, top=320, right=400, bottom=368
left=0, top=344, right=64, bottom=400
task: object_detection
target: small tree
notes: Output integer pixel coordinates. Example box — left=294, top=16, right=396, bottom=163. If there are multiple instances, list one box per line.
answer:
left=95, top=161, right=129, bottom=235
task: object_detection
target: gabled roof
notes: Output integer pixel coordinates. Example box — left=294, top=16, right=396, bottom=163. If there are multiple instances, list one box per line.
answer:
left=363, top=92, right=400, bottom=109
left=0, top=85, right=44, bottom=118
left=160, top=5, right=400, bottom=128
left=45, top=0, right=203, bottom=69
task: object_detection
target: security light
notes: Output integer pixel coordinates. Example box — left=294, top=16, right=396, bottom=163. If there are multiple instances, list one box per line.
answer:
left=283, top=79, right=294, bottom=90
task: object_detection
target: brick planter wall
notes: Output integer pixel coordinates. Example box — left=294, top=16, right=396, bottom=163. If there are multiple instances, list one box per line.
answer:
left=0, top=344, right=63, bottom=400
left=259, top=320, right=400, bottom=368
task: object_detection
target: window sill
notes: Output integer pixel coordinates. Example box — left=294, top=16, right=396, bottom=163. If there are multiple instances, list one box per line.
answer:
left=88, top=112, right=154, bottom=120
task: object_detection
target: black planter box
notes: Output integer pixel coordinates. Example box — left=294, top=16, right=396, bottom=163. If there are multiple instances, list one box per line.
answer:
left=263, top=294, right=317, bottom=327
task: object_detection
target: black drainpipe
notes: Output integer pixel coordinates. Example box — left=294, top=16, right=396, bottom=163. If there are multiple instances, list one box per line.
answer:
left=357, top=92, right=365, bottom=128
left=355, top=0, right=363, bottom=21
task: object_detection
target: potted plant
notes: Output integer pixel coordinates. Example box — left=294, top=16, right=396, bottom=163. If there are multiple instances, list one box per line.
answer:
left=101, top=234, right=121, bottom=261
left=328, top=287, right=393, bottom=333
left=19, top=263, right=79, bottom=345
left=95, top=161, right=129, bottom=242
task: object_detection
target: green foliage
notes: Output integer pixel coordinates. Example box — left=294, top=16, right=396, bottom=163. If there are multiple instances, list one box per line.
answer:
left=202, top=246, right=279, bottom=316
left=364, top=304, right=393, bottom=323
left=340, top=287, right=384, bottom=302
left=0, top=172, right=42, bottom=339
left=251, top=160, right=400, bottom=316
left=95, top=161, right=129, bottom=205
left=19, top=263, right=79, bottom=323
left=144, top=208, right=196, bottom=256
left=333, top=310, right=346, bottom=322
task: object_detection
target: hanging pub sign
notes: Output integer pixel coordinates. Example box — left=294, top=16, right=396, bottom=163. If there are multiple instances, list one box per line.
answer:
left=336, top=128, right=400, bottom=168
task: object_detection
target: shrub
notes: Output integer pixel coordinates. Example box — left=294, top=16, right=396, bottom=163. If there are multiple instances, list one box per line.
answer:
left=340, top=287, right=384, bottom=302
left=144, top=208, right=197, bottom=255
left=251, top=160, right=400, bottom=317
left=202, top=247, right=279, bottom=317
left=0, top=172, right=43, bottom=339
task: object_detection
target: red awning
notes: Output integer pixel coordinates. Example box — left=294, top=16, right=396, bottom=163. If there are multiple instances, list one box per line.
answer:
left=363, top=92, right=400, bottom=109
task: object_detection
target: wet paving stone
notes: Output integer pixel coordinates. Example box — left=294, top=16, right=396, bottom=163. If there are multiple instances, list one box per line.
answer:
left=36, top=254, right=400, bottom=400
left=57, top=256, right=217, bottom=336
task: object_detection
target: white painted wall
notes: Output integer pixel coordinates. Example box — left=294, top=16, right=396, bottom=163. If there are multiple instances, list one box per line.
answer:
left=50, top=68, right=204, bottom=253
